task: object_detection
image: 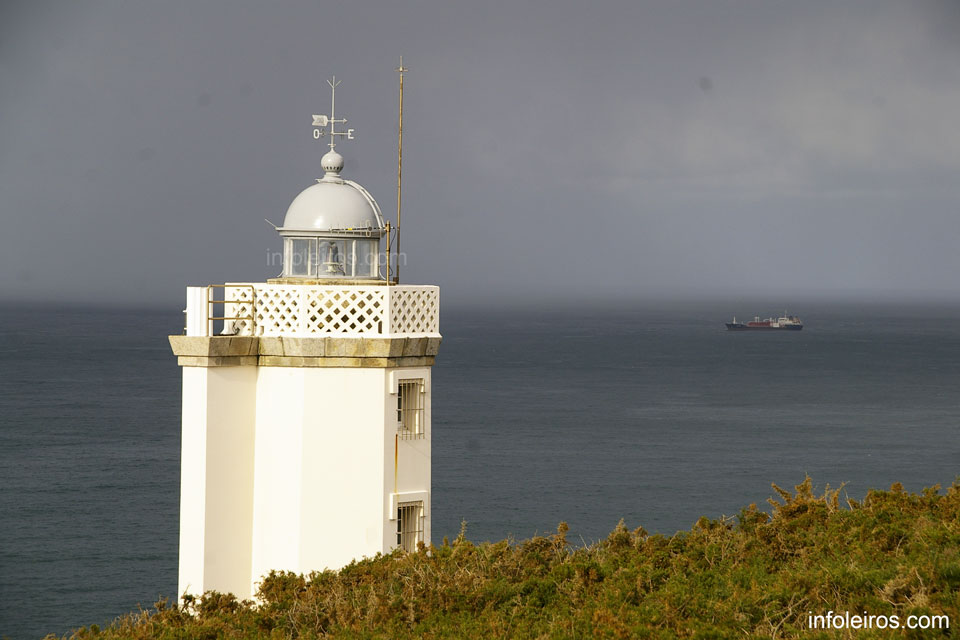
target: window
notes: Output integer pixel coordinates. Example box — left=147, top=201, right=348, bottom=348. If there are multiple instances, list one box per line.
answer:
left=354, top=239, right=378, bottom=277
left=397, top=379, right=425, bottom=439
left=284, top=237, right=381, bottom=278
left=396, top=501, right=424, bottom=552
left=286, top=238, right=314, bottom=276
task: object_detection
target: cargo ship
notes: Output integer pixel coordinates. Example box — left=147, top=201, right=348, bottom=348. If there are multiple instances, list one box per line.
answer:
left=726, top=313, right=803, bottom=331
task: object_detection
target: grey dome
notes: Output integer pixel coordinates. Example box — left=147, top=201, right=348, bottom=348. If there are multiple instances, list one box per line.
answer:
left=282, top=180, right=382, bottom=232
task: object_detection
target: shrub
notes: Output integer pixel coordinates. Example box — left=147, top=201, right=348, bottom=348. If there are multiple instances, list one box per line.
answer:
left=50, top=477, right=960, bottom=639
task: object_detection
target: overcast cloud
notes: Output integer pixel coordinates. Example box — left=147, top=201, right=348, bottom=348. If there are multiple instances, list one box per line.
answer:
left=2, top=1, right=959, bottom=307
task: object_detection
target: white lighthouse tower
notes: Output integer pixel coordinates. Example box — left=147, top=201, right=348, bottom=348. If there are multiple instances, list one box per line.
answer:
left=168, top=76, right=439, bottom=601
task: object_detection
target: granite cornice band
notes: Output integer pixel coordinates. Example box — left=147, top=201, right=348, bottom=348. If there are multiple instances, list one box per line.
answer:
left=169, top=335, right=441, bottom=368
left=169, top=336, right=259, bottom=357
left=176, top=355, right=260, bottom=367
left=259, top=355, right=435, bottom=368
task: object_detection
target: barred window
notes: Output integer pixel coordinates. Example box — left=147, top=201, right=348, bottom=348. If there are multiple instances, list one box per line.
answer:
left=396, top=501, right=424, bottom=552
left=397, top=379, right=425, bottom=439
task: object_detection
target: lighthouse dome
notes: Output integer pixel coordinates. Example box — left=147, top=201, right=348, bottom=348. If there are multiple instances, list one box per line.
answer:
left=281, top=152, right=384, bottom=233
left=283, top=180, right=382, bottom=232
left=277, top=151, right=385, bottom=279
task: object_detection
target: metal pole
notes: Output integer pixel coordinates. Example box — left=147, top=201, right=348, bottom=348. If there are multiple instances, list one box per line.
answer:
left=395, top=57, right=406, bottom=284
left=385, top=221, right=392, bottom=284
left=329, top=76, right=337, bottom=151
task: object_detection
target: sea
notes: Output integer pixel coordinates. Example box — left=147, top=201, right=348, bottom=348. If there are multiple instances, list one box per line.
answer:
left=1, top=300, right=958, bottom=639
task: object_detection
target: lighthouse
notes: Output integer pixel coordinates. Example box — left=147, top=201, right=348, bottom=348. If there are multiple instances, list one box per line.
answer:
left=168, top=75, right=440, bottom=601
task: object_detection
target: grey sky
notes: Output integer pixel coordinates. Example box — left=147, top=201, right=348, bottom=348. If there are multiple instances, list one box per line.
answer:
left=2, top=1, right=959, bottom=307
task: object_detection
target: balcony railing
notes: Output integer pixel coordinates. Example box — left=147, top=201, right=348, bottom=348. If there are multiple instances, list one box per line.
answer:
left=184, top=283, right=439, bottom=338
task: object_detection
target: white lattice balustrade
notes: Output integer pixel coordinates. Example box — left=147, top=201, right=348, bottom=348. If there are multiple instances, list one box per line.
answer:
left=389, top=287, right=439, bottom=334
left=190, top=283, right=439, bottom=337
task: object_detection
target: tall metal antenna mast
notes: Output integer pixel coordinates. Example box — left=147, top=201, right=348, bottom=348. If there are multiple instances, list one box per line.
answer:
left=394, top=57, right=407, bottom=284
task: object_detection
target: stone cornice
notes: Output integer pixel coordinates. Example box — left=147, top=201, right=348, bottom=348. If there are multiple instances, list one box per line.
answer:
left=169, top=335, right=441, bottom=368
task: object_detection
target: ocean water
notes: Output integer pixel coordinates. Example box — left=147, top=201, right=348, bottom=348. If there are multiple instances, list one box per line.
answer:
left=1, top=301, right=959, bottom=638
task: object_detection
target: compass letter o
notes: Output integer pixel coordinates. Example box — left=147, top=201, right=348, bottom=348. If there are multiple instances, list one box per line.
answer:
left=313, top=129, right=321, bottom=140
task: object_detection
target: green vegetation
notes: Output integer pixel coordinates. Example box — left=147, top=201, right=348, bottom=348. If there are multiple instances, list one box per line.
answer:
left=54, top=478, right=959, bottom=639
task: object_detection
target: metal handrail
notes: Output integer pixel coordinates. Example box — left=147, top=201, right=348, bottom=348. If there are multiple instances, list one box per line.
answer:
left=206, top=284, right=256, bottom=334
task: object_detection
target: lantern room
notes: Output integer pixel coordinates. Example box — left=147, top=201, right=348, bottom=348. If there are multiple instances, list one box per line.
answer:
left=277, top=149, right=385, bottom=279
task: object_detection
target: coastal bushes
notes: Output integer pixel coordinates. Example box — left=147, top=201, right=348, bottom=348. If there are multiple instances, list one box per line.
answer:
left=55, top=477, right=960, bottom=638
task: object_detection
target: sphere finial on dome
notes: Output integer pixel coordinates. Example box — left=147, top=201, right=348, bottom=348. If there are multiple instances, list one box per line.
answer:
left=321, top=150, right=344, bottom=176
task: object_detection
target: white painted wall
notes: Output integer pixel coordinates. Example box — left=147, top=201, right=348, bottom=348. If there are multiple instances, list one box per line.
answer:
left=251, top=367, right=403, bottom=595
left=298, top=368, right=387, bottom=573
left=178, top=362, right=434, bottom=601
left=249, top=367, right=304, bottom=589
left=178, top=365, right=257, bottom=600
left=178, top=368, right=207, bottom=599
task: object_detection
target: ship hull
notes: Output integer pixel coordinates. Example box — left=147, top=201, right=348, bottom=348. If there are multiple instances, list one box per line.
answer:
left=726, top=323, right=802, bottom=331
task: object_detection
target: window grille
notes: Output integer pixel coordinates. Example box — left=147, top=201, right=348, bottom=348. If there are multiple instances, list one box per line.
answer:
left=396, top=501, right=424, bottom=552
left=397, top=379, right=425, bottom=440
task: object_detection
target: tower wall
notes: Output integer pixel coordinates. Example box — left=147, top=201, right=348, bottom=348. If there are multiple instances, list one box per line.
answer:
left=251, top=366, right=389, bottom=592
left=170, top=326, right=439, bottom=602
left=383, top=367, right=432, bottom=551
left=177, top=364, right=257, bottom=600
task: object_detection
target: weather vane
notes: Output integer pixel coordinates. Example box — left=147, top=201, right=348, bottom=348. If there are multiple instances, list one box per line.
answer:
left=311, top=76, right=354, bottom=150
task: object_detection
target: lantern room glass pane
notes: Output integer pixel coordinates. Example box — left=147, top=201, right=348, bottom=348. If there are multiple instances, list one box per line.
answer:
left=283, top=236, right=379, bottom=278
left=344, top=240, right=356, bottom=276
left=354, top=239, right=378, bottom=277
left=318, top=239, right=346, bottom=276
left=286, top=238, right=314, bottom=276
